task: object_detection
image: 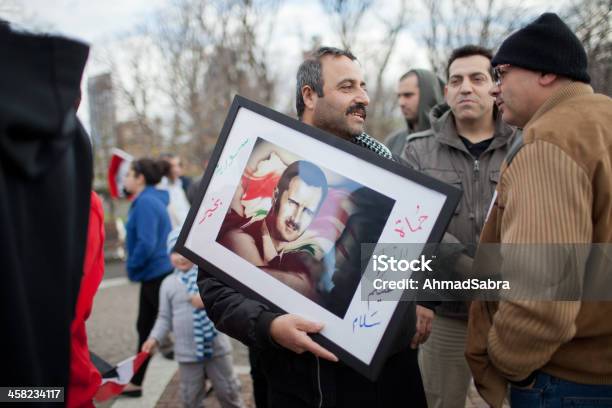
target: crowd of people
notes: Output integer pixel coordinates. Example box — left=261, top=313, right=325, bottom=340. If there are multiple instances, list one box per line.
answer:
left=2, top=10, right=611, bottom=408
left=198, top=12, right=612, bottom=408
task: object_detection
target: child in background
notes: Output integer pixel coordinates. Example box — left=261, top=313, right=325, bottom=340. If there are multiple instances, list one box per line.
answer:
left=142, top=228, right=244, bottom=408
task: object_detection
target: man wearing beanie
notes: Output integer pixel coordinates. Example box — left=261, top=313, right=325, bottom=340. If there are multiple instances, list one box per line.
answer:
left=466, top=13, right=612, bottom=407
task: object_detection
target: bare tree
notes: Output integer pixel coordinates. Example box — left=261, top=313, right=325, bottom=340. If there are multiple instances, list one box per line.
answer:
left=422, top=0, right=529, bottom=77
left=104, top=35, right=163, bottom=157
left=152, top=0, right=224, bottom=158
left=366, top=0, right=411, bottom=139
left=563, top=0, right=612, bottom=96
left=320, top=0, right=374, bottom=50
left=320, top=0, right=413, bottom=140
left=103, top=0, right=281, bottom=170
left=151, top=0, right=281, bottom=164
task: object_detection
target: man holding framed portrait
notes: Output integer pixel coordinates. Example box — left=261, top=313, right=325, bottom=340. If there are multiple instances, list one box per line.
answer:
left=197, top=47, right=428, bottom=407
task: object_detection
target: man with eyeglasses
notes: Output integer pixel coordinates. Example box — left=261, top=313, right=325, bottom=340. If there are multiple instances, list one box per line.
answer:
left=466, top=12, right=612, bottom=407
left=400, top=44, right=516, bottom=408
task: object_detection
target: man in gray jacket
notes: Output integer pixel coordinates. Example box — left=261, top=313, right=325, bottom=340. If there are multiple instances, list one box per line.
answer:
left=385, top=69, right=445, bottom=156
left=401, top=45, right=516, bottom=408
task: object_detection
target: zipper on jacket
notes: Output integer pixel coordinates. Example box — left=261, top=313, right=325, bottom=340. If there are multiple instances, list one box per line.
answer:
left=473, top=159, right=480, bottom=243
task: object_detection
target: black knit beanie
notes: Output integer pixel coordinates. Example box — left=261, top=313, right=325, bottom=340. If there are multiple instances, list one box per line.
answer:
left=492, top=13, right=590, bottom=83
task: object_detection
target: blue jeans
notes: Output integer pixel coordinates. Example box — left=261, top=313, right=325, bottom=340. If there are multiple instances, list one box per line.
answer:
left=510, top=372, right=612, bottom=407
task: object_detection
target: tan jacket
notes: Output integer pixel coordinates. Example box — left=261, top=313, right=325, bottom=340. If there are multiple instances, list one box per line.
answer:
left=466, top=82, right=612, bottom=407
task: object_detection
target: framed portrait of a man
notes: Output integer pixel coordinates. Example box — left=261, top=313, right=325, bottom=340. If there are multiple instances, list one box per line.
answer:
left=216, top=138, right=396, bottom=319
left=175, top=95, right=461, bottom=380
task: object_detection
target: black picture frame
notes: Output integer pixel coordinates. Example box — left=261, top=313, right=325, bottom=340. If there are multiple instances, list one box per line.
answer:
left=175, top=95, right=461, bottom=380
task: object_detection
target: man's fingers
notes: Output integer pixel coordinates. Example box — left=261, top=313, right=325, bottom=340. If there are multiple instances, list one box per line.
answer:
left=300, top=335, right=338, bottom=362
left=410, top=334, right=418, bottom=349
left=295, top=317, right=324, bottom=333
left=411, top=328, right=430, bottom=349
left=410, top=332, right=422, bottom=349
left=270, top=314, right=335, bottom=360
left=416, top=319, right=425, bottom=333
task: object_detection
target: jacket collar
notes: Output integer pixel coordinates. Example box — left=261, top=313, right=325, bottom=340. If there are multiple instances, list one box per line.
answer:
left=431, top=104, right=515, bottom=155
left=132, top=186, right=158, bottom=206
left=524, top=82, right=594, bottom=130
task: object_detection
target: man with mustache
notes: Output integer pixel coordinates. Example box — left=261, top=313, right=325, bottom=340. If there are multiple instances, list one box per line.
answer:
left=200, top=47, right=427, bottom=407
left=219, top=160, right=328, bottom=300
left=400, top=45, right=516, bottom=408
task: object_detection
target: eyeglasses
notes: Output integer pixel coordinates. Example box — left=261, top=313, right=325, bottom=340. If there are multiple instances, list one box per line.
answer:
left=493, top=64, right=511, bottom=86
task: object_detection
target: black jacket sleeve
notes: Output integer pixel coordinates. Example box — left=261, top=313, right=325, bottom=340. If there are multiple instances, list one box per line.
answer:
left=198, top=267, right=282, bottom=349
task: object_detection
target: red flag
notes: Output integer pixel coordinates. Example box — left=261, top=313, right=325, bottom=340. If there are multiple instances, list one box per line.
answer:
left=93, top=352, right=149, bottom=402
left=107, top=148, right=133, bottom=199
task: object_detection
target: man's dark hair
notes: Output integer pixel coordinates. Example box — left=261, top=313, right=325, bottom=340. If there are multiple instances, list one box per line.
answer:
left=131, top=158, right=170, bottom=185
left=295, top=46, right=357, bottom=119
left=446, top=45, right=494, bottom=79
left=399, top=70, right=418, bottom=82
left=275, top=160, right=328, bottom=212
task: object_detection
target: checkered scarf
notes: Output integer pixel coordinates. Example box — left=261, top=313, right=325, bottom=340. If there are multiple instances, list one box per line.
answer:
left=350, top=132, right=394, bottom=160
left=179, top=266, right=217, bottom=360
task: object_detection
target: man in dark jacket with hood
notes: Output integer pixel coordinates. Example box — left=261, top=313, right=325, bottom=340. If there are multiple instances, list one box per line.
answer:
left=199, top=47, right=426, bottom=407
left=384, top=69, right=445, bottom=156
left=401, top=45, right=516, bottom=408
left=0, top=23, right=93, bottom=393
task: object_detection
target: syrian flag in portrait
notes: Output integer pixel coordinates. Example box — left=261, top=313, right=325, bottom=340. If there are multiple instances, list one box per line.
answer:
left=92, top=351, right=149, bottom=402
left=107, top=148, right=133, bottom=199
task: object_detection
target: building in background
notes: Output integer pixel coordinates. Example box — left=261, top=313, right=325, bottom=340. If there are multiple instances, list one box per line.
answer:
left=88, top=72, right=117, bottom=188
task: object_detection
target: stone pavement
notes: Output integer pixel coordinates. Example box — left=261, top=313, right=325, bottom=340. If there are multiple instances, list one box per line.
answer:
left=89, top=261, right=496, bottom=407
left=154, top=371, right=491, bottom=407
left=156, top=371, right=255, bottom=408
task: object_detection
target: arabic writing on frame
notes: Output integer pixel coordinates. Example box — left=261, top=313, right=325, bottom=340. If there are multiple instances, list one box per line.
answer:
left=214, top=138, right=250, bottom=176
left=352, top=310, right=381, bottom=333
left=394, top=204, right=429, bottom=238
left=199, top=197, right=223, bottom=225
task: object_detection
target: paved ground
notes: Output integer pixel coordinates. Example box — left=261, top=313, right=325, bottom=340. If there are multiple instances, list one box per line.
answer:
left=89, top=261, right=493, bottom=407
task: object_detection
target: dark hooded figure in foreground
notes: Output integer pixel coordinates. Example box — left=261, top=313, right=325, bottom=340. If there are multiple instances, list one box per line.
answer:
left=0, top=23, right=92, bottom=392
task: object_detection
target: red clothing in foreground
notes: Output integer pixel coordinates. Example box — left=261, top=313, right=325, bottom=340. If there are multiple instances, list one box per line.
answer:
left=68, top=192, right=104, bottom=408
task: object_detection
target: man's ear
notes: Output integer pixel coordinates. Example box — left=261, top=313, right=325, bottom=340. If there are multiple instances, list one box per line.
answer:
left=302, top=85, right=317, bottom=112
left=538, top=73, right=558, bottom=87
left=271, top=187, right=279, bottom=205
